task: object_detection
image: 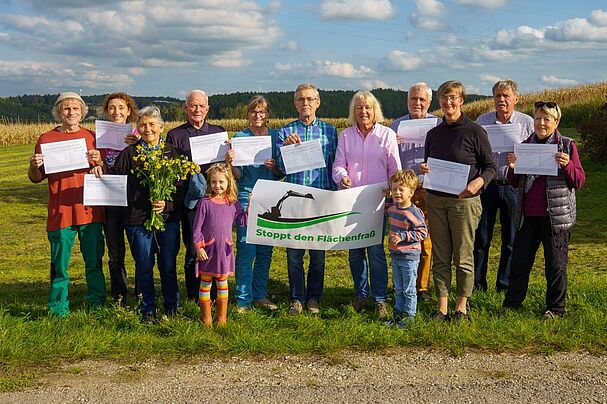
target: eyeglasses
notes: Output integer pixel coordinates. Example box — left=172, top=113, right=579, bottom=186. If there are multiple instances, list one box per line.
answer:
left=535, top=101, right=558, bottom=109
left=296, top=97, right=318, bottom=104
left=440, top=95, right=460, bottom=102
left=249, top=110, right=267, bottom=116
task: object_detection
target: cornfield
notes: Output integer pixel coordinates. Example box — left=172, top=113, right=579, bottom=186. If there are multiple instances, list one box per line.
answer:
left=0, top=118, right=352, bottom=146
left=2, top=82, right=606, bottom=146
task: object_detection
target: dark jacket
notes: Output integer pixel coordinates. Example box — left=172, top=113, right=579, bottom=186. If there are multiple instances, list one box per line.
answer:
left=111, top=142, right=186, bottom=226
left=508, top=131, right=585, bottom=232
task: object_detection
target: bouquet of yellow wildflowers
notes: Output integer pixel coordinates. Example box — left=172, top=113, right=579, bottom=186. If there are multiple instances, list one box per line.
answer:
left=132, top=139, right=199, bottom=231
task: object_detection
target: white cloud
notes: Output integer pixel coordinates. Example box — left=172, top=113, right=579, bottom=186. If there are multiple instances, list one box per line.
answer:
left=471, top=45, right=514, bottom=61
left=209, top=50, right=251, bottom=68
left=454, top=0, right=506, bottom=9
left=409, top=0, right=446, bottom=31
left=480, top=74, right=502, bottom=83
left=409, top=14, right=444, bottom=31
left=273, top=60, right=373, bottom=79
left=319, top=0, right=395, bottom=20
left=590, top=9, right=607, bottom=26
left=413, top=0, right=445, bottom=16
left=0, top=60, right=133, bottom=91
left=280, top=41, right=299, bottom=51
left=439, top=34, right=458, bottom=45
left=545, top=17, right=607, bottom=42
left=316, top=61, right=373, bottom=78
left=492, top=11, right=607, bottom=52
left=493, top=26, right=544, bottom=48
left=379, top=50, right=423, bottom=71
left=266, top=0, right=282, bottom=12
left=0, top=1, right=281, bottom=69
left=541, top=75, right=580, bottom=86
left=128, top=67, right=145, bottom=75
left=360, top=79, right=389, bottom=90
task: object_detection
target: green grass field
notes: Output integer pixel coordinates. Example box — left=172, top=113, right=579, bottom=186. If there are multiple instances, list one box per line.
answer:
left=1, top=128, right=606, bottom=391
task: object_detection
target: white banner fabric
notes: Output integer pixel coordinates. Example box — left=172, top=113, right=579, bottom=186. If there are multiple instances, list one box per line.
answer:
left=246, top=180, right=385, bottom=250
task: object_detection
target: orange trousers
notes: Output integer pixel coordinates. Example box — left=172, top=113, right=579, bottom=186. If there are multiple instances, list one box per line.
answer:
left=412, top=188, right=432, bottom=292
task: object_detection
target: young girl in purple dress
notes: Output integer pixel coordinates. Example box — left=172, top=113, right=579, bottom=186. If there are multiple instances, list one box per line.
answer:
left=192, top=163, right=247, bottom=327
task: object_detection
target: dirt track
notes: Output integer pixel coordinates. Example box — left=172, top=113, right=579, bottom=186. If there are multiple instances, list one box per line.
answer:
left=3, top=349, right=607, bottom=403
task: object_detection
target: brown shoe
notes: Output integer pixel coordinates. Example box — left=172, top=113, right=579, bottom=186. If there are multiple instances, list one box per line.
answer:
left=200, top=300, right=212, bottom=327
left=352, top=295, right=367, bottom=312
left=375, top=301, right=389, bottom=320
left=306, top=299, right=320, bottom=315
left=215, top=299, right=228, bottom=327
left=289, top=300, right=303, bottom=315
left=253, top=298, right=278, bottom=311
left=235, top=305, right=250, bottom=314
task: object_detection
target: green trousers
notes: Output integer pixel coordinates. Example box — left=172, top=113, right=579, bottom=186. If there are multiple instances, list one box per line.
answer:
left=426, top=193, right=482, bottom=298
left=47, top=223, right=106, bottom=316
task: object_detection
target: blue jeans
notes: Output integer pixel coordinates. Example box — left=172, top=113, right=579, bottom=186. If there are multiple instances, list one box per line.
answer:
left=286, top=248, right=325, bottom=302
left=473, top=183, right=518, bottom=291
left=234, top=198, right=274, bottom=307
left=391, top=257, right=419, bottom=318
left=125, top=221, right=180, bottom=315
left=348, top=243, right=388, bottom=302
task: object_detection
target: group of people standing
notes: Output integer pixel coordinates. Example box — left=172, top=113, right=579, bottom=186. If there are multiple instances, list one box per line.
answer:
left=28, top=78, right=585, bottom=325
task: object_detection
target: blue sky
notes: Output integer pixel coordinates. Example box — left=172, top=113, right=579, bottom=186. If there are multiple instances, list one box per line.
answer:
left=0, top=0, right=606, bottom=98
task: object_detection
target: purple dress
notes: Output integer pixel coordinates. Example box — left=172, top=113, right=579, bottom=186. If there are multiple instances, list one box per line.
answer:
left=192, top=196, right=247, bottom=277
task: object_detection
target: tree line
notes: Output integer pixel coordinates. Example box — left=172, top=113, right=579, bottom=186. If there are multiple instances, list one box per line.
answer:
left=0, top=90, right=490, bottom=123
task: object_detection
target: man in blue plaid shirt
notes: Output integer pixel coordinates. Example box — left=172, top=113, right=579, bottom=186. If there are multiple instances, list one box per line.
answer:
left=275, top=83, right=338, bottom=315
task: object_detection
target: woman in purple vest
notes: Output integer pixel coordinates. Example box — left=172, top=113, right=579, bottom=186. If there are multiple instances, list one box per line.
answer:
left=502, top=101, right=585, bottom=319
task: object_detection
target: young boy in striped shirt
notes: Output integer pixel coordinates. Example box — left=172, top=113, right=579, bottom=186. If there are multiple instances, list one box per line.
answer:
left=386, top=169, right=428, bottom=327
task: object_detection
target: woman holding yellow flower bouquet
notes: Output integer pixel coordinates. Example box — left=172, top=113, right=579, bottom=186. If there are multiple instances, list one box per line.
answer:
left=109, top=106, right=198, bottom=323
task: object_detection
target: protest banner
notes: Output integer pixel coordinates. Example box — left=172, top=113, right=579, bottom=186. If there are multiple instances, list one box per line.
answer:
left=246, top=180, right=385, bottom=250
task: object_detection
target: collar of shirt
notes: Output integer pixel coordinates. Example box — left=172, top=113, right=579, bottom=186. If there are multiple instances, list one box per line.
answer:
left=355, top=123, right=377, bottom=138
left=296, top=117, right=319, bottom=127
left=185, top=120, right=209, bottom=135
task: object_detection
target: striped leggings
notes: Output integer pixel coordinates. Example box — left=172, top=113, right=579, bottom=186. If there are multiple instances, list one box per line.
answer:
left=199, top=274, right=228, bottom=303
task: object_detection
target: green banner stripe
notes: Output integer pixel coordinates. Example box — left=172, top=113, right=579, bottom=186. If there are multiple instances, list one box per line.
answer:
left=257, top=212, right=359, bottom=229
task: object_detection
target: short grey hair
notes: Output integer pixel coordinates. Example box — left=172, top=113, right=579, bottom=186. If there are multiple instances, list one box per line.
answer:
left=347, top=91, right=385, bottom=126
left=185, top=89, right=208, bottom=105
left=294, top=83, right=320, bottom=102
left=137, top=105, right=164, bottom=129
left=492, top=79, right=519, bottom=97
left=408, top=82, right=432, bottom=101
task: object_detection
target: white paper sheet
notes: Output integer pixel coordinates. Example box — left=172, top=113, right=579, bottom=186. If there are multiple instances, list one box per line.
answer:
left=482, top=123, right=522, bottom=153
left=83, top=174, right=128, bottom=206
left=397, top=118, right=439, bottom=144
left=280, top=139, right=326, bottom=174
left=189, top=132, right=230, bottom=165
left=95, top=120, right=133, bottom=150
left=422, top=157, right=471, bottom=195
left=230, top=136, right=272, bottom=166
left=40, top=138, right=89, bottom=174
left=514, top=143, right=558, bottom=176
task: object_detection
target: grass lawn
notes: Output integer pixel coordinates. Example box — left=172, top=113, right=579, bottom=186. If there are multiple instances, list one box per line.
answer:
left=1, top=128, right=606, bottom=390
